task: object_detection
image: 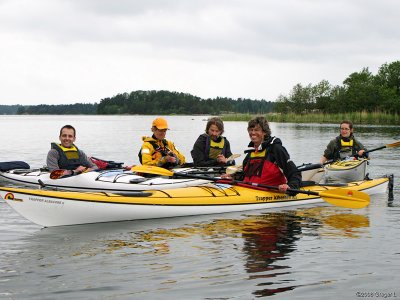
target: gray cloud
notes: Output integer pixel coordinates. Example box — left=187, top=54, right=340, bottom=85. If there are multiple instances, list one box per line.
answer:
left=0, top=0, right=399, bottom=104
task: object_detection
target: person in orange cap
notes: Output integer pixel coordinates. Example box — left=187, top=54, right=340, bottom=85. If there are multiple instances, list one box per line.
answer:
left=138, top=117, right=186, bottom=168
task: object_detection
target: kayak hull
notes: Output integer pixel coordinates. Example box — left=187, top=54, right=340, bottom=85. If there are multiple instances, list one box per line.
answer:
left=0, top=177, right=389, bottom=227
left=301, top=167, right=325, bottom=183
left=325, top=159, right=368, bottom=183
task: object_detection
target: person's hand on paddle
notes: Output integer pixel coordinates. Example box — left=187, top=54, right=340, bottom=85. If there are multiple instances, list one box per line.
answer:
left=357, top=149, right=367, bottom=158
left=63, top=170, right=73, bottom=177
left=74, top=166, right=89, bottom=174
left=164, top=151, right=179, bottom=165
left=278, top=183, right=289, bottom=193
left=125, top=164, right=136, bottom=170
left=216, top=154, right=227, bottom=164
left=220, top=173, right=233, bottom=180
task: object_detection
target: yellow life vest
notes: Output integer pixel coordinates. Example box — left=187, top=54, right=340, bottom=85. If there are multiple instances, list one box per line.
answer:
left=340, top=139, right=354, bottom=148
left=339, top=139, right=354, bottom=158
left=208, top=138, right=225, bottom=159
left=56, top=144, right=80, bottom=160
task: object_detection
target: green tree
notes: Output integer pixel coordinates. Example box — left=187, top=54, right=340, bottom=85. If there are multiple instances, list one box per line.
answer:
left=342, top=68, right=377, bottom=112
left=377, top=61, right=400, bottom=95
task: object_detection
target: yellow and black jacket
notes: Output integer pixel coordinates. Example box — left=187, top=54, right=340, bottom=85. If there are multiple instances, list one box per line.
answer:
left=138, top=135, right=186, bottom=168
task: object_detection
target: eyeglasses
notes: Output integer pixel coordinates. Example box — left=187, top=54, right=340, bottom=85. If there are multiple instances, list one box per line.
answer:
left=340, top=128, right=350, bottom=131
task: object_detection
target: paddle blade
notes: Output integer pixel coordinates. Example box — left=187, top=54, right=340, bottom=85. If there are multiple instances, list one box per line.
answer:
left=131, top=165, right=174, bottom=176
left=226, top=164, right=243, bottom=175
left=50, top=169, right=69, bottom=179
left=226, top=154, right=241, bottom=162
left=386, top=140, right=400, bottom=148
left=318, top=188, right=370, bottom=209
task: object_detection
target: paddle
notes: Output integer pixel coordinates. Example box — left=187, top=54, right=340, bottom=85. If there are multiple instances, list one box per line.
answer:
left=226, top=153, right=241, bottom=162
left=220, top=180, right=370, bottom=209
left=131, top=154, right=241, bottom=176
left=131, top=164, right=244, bottom=178
left=225, top=164, right=243, bottom=175
left=131, top=166, right=370, bottom=209
left=50, top=167, right=89, bottom=179
left=131, top=165, right=176, bottom=177
left=300, top=140, right=400, bottom=170
left=360, top=140, right=400, bottom=156
left=50, top=169, right=71, bottom=179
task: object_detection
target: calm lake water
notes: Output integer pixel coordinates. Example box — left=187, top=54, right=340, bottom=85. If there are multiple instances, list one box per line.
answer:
left=1, top=115, right=400, bottom=299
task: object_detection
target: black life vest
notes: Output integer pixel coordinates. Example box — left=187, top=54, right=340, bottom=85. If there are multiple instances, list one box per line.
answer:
left=51, top=143, right=86, bottom=170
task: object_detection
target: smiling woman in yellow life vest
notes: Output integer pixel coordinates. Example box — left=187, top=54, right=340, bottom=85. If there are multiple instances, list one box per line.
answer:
left=190, top=117, right=234, bottom=167
left=138, top=117, right=186, bottom=169
left=320, top=120, right=368, bottom=164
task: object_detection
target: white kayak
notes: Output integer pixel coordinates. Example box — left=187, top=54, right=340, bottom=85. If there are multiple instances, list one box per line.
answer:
left=324, top=158, right=368, bottom=183
left=0, top=168, right=211, bottom=192
left=298, top=159, right=369, bottom=184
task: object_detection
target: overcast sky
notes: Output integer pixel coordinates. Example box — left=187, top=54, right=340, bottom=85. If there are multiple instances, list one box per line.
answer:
left=1, top=0, right=399, bottom=105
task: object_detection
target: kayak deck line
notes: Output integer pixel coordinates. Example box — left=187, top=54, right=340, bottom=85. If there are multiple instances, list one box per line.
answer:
left=0, top=184, right=320, bottom=206
left=0, top=168, right=212, bottom=193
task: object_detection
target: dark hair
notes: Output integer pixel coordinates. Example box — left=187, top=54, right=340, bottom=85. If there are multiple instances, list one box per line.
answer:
left=247, top=116, right=271, bottom=137
left=205, top=117, right=224, bottom=134
left=340, top=120, right=353, bottom=130
left=59, top=125, right=76, bottom=137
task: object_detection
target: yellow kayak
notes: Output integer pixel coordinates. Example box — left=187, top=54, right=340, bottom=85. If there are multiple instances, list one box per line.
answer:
left=0, top=177, right=389, bottom=227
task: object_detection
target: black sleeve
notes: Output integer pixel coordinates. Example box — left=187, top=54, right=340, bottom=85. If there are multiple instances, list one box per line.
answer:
left=271, top=144, right=302, bottom=189
left=224, top=138, right=235, bottom=165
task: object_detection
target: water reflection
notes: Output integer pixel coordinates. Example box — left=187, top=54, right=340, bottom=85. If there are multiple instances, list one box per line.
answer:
left=5, top=209, right=367, bottom=298
left=297, top=208, right=370, bottom=239
left=240, top=213, right=302, bottom=297
left=240, top=209, right=369, bottom=297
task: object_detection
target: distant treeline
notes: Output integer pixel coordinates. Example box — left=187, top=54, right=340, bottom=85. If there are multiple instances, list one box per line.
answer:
left=1, top=60, right=399, bottom=116
left=0, top=91, right=274, bottom=115
left=15, top=103, right=98, bottom=115
left=0, top=105, right=23, bottom=115
left=97, top=90, right=274, bottom=114
left=275, top=61, right=400, bottom=114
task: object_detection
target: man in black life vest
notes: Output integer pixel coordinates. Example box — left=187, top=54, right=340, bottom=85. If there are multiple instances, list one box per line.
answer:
left=46, top=125, right=98, bottom=175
